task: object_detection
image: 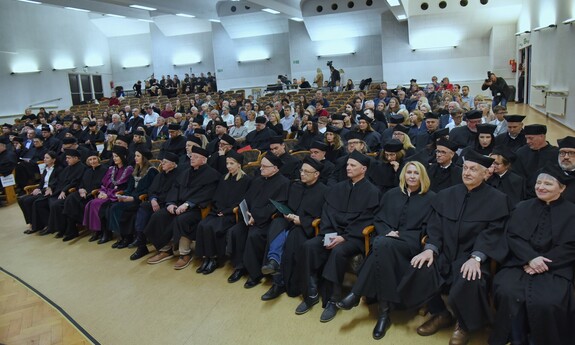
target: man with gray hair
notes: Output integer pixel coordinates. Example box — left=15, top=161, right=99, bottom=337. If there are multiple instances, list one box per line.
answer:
left=107, top=114, right=126, bottom=135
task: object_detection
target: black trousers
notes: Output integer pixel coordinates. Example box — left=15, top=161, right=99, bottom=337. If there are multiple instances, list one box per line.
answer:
left=227, top=222, right=248, bottom=269
left=195, top=214, right=235, bottom=259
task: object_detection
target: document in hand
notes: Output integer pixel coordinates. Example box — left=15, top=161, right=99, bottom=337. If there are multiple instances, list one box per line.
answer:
left=269, top=199, right=293, bottom=215
left=239, top=199, right=250, bottom=226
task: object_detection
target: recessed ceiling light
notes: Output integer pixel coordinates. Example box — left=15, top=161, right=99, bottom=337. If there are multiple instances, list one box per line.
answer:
left=176, top=13, right=195, bottom=18
left=130, top=5, right=157, bottom=11
left=209, top=19, right=221, bottom=23
left=106, top=14, right=126, bottom=18
left=290, top=17, right=304, bottom=22
left=137, top=19, right=154, bottom=23
left=261, top=8, right=280, bottom=14
left=397, top=14, right=407, bottom=20
left=65, top=7, right=90, bottom=12
left=18, top=0, right=42, bottom=4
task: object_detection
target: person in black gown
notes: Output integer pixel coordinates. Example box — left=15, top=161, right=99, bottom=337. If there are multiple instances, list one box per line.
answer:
left=486, top=146, right=525, bottom=207
left=556, top=136, right=575, bottom=203
left=426, top=138, right=462, bottom=193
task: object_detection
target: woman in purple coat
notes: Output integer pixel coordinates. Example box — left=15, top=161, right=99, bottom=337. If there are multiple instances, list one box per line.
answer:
left=83, top=146, right=133, bottom=244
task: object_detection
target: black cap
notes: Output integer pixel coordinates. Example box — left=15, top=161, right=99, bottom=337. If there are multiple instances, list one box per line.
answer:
left=476, top=123, right=497, bottom=135
left=133, top=129, right=146, bottom=136
left=112, top=146, right=128, bottom=159
left=88, top=121, right=97, bottom=127
left=193, top=117, right=204, bottom=126
left=325, top=125, right=342, bottom=134
left=168, top=123, right=181, bottom=131
left=331, top=114, right=344, bottom=121
left=302, top=156, right=324, bottom=173
left=0, top=137, right=9, bottom=145
left=263, top=152, right=283, bottom=168
left=225, top=150, right=244, bottom=165
left=538, top=162, right=571, bottom=185
left=310, top=141, right=328, bottom=151
left=186, top=135, right=202, bottom=147
left=524, top=124, right=547, bottom=135
left=12, top=136, right=23, bottom=143
left=107, top=129, right=118, bottom=135
left=424, top=112, right=439, bottom=120
left=358, top=114, right=374, bottom=124
left=393, top=124, right=410, bottom=134
left=491, top=145, right=517, bottom=162
left=87, top=150, right=99, bottom=158
left=191, top=145, right=209, bottom=158
left=163, top=152, right=179, bottom=163
left=389, top=114, right=404, bottom=124
left=503, top=114, right=526, bottom=123
left=220, top=133, right=236, bottom=146
left=2, top=123, right=13, bottom=129
left=463, top=149, right=494, bottom=168
left=116, top=135, right=131, bottom=144
left=432, top=127, right=450, bottom=140
left=558, top=136, right=575, bottom=149
left=41, top=126, right=51, bottom=132
left=465, top=110, right=482, bottom=120
left=194, top=128, right=206, bottom=135
left=436, top=138, right=458, bottom=152
left=215, top=121, right=227, bottom=129
left=348, top=150, right=371, bottom=167
left=137, top=148, right=153, bottom=160
left=62, top=137, right=77, bottom=144
left=255, top=116, right=266, bottom=124
left=383, top=139, right=403, bottom=152
left=269, top=136, right=284, bottom=145
left=64, top=149, right=81, bottom=158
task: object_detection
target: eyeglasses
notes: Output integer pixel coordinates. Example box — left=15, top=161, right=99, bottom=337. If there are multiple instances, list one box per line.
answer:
left=435, top=150, right=449, bottom=155
left=299, top=169, right=317, bottom=174
left=559, top=151, right=575, bottom=157
left=260, top=164, right=275, bottom=169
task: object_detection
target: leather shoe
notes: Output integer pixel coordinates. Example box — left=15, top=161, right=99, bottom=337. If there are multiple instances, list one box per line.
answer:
left=417, top=312, right=455, bottom=336
left=373, top=313, right=391, bottom=340
left=196, top=259, right=209, bottom=273
left=449, top=323, right=470, bottom=345
left=320, top=301, right=338, bottom=323
left=88, top=232, right=101, bottom=242
left=62, top=234, right=78, bottom=242
left=261, top=284, right=286, bottom=301
left=244, top=277, right=262, bottom=289
left=116, top=237, right=132, bottom=249
left=227, top=269, right=245, bottom=283
left=98, top=231, right=112, bottom=245
left=336, top=293, right=360, bottom=310
left=130, top=246, right=149, bottom=261
left=39, top=227, right=52, bottom=236
left=261, top=259, right=280, bottom=275
left=203, top=259, right=218, bottom=275
left=54, top=232, right=64, bottom=239
left=295, top=294, right=319, bottom=315
left=111, top=238, right=122, bottom=248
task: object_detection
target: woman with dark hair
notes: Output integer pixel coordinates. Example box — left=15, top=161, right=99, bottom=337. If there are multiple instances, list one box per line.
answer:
left=337, top=161, right=436, bottom=340
left=107, top=149, right=158, bottom=248
left=369, top=139, right=405, bottom=195
left=457, top=123, right=496, bottom=166
left=487, top=146, right=525, bottom=207
left=349, top=114, right=382, bottom=153
left=83, top=146, right=134, bottom=244
left=344, top=79, right=354, bottom=91
left=195, top=151, right=251, bottom=274
left=385, top=97, right=401, bottom=123
left=294, top=119, right=322, bottom=151
left=19, top=151, right=62, bottom=234
left=324, top=126, right=345, bottom=163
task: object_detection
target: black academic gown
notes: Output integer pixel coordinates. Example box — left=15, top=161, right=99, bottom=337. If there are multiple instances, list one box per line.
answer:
left=513, top=143, right=559, bottom=198
left=561, top=170, right=575, bottom=203
left=158, top=135, right=186, bottom=160
left=46, top=162, right=85, bottom=234
left=244, top=127, right=275, bottom=151
left=414, top=131, right=434, bottom=151
left=494, top=131, right=526, bottom=152
left=368, top=160, right=400, bottom=195
left=426, top=163, right=463, bottom=193
left=145, top=164, right=220, bottom=250
left=449, top=126, right=478, bottom=149
left=486, top=170, right=525, bottom=207
left=301, top=177, right=380, bottom=301
left=0, top=149, right=18, bottom=176
left=195, top=174, right=252, bottom=259
left=398, top=183, right=509, bottom=332
left=265, top=180, right=328, bottom=296
left=352, top=188, right=436, bottom=303
left=490, top=197, right=575, bottom=345
left=18, top=165, right=63, bottom=231
left=207, top=152, right=228, bottom=175
left=234, top=173, right=290, bottom=278
left=62, top=164, right=107, bottom=224
left=278, top=152, right=300, bottom=180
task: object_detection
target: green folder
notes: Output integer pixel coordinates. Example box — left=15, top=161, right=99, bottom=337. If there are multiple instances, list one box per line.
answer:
left=269, top=199, right=293, bottom=215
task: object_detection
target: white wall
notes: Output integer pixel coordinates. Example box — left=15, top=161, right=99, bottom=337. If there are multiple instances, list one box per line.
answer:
left=518, top=0, right=575, bottom=129
left=0, top=0, right=112, bottom=116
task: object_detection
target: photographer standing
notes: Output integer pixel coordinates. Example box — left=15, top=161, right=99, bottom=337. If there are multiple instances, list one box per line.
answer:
left=328, top=61, right=340, bottom=89
left=482, top=72, right=510, bottom=108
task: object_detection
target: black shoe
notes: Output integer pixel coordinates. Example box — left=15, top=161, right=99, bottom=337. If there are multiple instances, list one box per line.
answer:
left=196, top=259, right=209, bottom=273
left=373, top=313, right=391, bottom=340
left=88, top=232, right=101, bottom=242
left=39, top=227, right=52, bottom=236
left=336, top=293, right=360, bottom=310
left=244, top=277, right=262, bottom=289
left=98, top=231, right=112, bottom=244
left=261, top=259, right=280, bottom=275
left=320, top=301, right=338, bottom=323
left=203, top=259, right=218, bottom=275
left=111, top=238, right=122, bottom=248
left=54, top=232, right=64, bottom=239
left=128, top=234, right=143, bottom=248
left=261, top=284, right=286, bottom=301
left=295, top=294, right=319, bottom=315
left=130, top=246, right=149, bottom=261
left=227, top=269, right=245, bottom=283
left=62, top=233, right=78, bottom=242
left=117, top=236, right=132, bottom=249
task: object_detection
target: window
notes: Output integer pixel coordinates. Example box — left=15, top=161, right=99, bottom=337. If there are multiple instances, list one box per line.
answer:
left=68, top=74, right=104, bottom=105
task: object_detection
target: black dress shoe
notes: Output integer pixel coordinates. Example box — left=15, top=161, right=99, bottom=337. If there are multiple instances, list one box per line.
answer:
left=244, top=277, right=262, bottom=289
left=320, top=301, right=339, bottom=323
left=227, top=269, right=245, bottom=283
left=111, top=238, right=122, bottom=248
left=88, top=232, right=101, bottom=242
left=261, top=284, right=286, bottom=301
left=39, top=227, right=52, bottom=236
left=130, top=246, right=149, bottom=261
left=116, top=236, right=132, bottom=249
left=373, top=313, right=392, bottom=340
left=98, top=231, right=112, bottom=245
left=336, top=293, right=360, bottom=310
left=62, top=234, right=78, bottom=242
left=295, top=294, right=320, bottom=315
left=261, top=259, right=280, bottom=275
left=203, top=259, right=218, bottom=275
left=196, top=259, right=209, bottom=273
left=54, top=232, right=64, bottom=239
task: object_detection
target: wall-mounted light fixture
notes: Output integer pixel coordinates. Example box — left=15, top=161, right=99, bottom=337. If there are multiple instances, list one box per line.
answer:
left=533, top=24, right=557, bottom=32
left=52, top=66, right=76, bottom=71
left=173, top=61, right=201, bottom=67
left=412, top=45, right=457, bottom=52
left=130, top=5, right=156, bottom=11
left=176, top=13, right=196, bottom=18
left=85, top=64, right=104, bottom=68
left=209, top=19, right=221, bottom=23
left=122, top=64, right=150, bottom=69
left=64, top=6, right=90, bottom=12
left=562, top=18, right=575, bottom=25
left=317, top=52, right=356, bottom=59
left=261, top=8, right=280, bottom=14
left=290, top=17, right=304, bottom=22
left=238, top=58, right=270, bottom=64
left=11, top=70, right=42, bottom=75
left=515, top=30, right=531, bottom=36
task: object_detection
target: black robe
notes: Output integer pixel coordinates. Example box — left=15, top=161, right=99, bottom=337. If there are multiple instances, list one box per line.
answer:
left=513, top=143, right=559, bottom=198
left=490, top=197, right=575, bottom=345
left=368, top=160, right=400, bottom=195
left=486, top=170, right=525, bottom=207
left=158, top=135, right=186, bottom=160
left=352, top=188, right=436, bottom=302
left=494, top=131, right=526, bottom=152
left=449, top=126, right=477, bottom=149
left=398, top=183, right=509, bottom=331
left=244, top=127, right=275, bottom=151
left=277, top=152, right=300, bottom=180
left=561, top=170, right=575, bottom=203
left=207, top=152, right=228, bottom=175
left=426, top=163, right=462, bottom=193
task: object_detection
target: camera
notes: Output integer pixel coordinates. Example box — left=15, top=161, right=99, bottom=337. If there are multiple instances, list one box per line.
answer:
left=326, top=61, right=333, bottom=67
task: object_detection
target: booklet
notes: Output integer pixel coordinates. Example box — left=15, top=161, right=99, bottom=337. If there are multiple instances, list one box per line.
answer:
left=323, top=232, right=338, bottom=246
left=269, top=199, right=293, bottom=215
left=239, top=199, right=250, bottom=226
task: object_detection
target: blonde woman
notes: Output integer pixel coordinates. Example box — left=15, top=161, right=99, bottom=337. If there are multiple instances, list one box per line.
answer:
left=478, top=102, right=495, bottom=123
left=313, top=68, right=324, bottom=88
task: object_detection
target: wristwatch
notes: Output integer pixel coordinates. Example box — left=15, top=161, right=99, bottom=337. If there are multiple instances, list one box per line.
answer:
left=471, top=255, right=482, bottom=263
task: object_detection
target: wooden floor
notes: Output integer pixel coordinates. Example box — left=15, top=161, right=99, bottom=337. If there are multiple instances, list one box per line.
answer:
left=0, top=103, right=573, bottom=345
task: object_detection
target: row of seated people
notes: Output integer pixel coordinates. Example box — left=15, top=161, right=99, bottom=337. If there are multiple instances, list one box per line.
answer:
left=9, top=123, right=575, bottom=344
